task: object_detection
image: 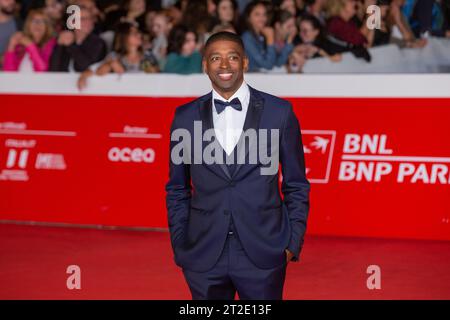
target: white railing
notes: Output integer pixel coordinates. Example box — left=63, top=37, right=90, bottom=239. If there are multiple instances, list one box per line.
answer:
left=1, top=72, right=450, bottom=98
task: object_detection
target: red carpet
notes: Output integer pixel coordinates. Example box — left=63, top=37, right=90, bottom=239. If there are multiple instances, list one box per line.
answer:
left=1, top=223, right=449, bottom=299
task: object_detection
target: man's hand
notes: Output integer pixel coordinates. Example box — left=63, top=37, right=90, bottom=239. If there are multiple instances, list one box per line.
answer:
left=58, top=31, right=75, bottom=46
left=285, top=249, right=294, bottom=263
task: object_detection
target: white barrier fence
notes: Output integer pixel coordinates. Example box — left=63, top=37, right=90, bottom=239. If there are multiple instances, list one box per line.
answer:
left=303, top=37, right=450, bottom=74
left=1, top=73, right=450, bottom=97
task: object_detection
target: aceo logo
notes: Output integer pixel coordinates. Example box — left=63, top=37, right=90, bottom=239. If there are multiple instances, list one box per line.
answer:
left=108, top=147, right=155, bottom=163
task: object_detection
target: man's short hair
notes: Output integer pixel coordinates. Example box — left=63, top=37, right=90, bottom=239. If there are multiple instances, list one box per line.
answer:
left=203, top=31, right=246, bottom=57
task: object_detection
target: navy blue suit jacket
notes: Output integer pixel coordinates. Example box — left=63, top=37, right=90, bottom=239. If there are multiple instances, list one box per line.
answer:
left=166, top=84, right=310, bottom=272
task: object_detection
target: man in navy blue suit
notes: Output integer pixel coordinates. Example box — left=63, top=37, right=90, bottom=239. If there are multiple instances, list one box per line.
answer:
left=166, top=31, right=310, bottom=300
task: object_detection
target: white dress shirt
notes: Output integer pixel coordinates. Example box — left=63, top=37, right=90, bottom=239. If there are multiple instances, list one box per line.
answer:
left=212, top=80, right=250, bottom=155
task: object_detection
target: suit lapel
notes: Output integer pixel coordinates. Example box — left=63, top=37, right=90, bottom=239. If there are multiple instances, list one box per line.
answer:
left=199, top=94, right=232, bottom=180
left=232, top=85, right=264, bottom=179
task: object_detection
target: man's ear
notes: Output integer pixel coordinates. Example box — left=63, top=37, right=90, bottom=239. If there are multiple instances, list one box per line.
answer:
left=243, top=56, right=249, bottom=73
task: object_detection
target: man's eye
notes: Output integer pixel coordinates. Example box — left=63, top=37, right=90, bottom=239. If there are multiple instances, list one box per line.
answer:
left=211, top=57, right=219, bottom=61
left=230, top=56, right=238, bottom=60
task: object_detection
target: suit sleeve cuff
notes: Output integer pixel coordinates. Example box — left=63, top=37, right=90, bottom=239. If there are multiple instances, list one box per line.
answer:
left=287, top=242, right=302, bottom=262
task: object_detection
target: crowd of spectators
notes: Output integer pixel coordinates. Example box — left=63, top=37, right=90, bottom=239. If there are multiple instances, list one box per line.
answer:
left=1, top=0, right=449, bottom=81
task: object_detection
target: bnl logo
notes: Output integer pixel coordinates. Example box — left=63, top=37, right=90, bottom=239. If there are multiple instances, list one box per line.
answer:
left=302, top=130, right=336, bottom=183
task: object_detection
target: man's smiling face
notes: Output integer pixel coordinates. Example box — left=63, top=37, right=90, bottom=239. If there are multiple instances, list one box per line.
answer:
left=202, top=39, right=249, bottom=99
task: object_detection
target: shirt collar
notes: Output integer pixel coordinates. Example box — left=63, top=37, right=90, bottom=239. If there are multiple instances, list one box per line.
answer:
left=212, top=80, right=249, bottom=103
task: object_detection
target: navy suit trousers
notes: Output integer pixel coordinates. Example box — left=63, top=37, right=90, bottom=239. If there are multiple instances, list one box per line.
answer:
left=182, top=218, right=288, bottom=300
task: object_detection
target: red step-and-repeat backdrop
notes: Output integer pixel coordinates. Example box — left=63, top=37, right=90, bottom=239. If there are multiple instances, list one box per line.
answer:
left=1, top=75, right=450, bottom=241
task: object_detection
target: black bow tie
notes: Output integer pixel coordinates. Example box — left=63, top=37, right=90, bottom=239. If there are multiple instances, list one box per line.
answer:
left=214, top=97, right=242, bottom=114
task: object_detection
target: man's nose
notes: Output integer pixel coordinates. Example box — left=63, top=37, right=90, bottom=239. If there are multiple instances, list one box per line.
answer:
left=220, top=58, right=230, bottom=69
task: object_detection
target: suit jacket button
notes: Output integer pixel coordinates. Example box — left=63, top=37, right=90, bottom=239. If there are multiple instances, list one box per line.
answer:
left=229, top=181, right=236, bottom=187
left=224, top=210, right=230, bottom=215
